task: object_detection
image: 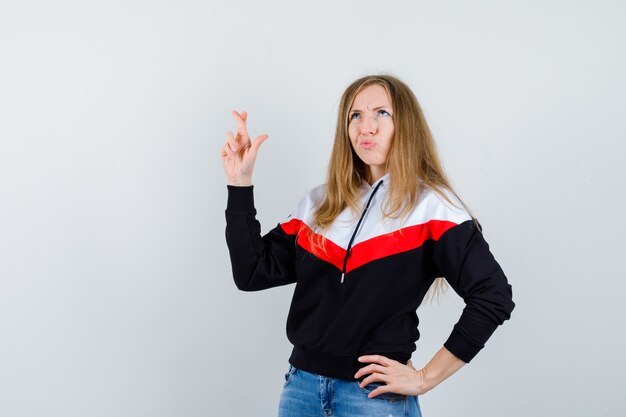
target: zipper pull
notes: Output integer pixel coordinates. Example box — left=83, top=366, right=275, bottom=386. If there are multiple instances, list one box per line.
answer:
left=340, top=272, right=345, bottom=284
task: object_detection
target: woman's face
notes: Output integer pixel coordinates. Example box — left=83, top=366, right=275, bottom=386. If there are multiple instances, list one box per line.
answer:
left=348, top=84, right=395, bottom=181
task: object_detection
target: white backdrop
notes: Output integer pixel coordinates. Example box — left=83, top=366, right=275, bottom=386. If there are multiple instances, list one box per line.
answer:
left=1, top=1, right=624, bottom=416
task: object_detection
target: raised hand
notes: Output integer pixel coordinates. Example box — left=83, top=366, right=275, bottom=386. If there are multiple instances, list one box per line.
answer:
left=221, top=110, right=269, bottom=186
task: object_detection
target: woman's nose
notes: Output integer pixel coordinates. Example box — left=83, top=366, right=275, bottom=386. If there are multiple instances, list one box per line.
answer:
left=360, top=115, right=377, bottom=135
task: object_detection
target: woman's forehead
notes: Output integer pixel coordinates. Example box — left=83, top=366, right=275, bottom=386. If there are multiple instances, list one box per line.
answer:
left=350, top=85, right=392, bottom=110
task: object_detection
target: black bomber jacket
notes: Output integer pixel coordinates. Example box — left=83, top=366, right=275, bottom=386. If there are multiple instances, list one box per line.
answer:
left=224, top=172, right=515, bottom=380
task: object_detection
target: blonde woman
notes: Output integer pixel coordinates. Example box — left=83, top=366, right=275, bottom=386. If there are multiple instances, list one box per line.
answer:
left=221, top=74, right=515, bottom=417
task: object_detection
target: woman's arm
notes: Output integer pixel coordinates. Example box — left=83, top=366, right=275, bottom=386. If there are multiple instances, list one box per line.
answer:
left=225, top=185, right=298, bottom=291
left=222, top=110, right=298, bottom=291
left=432, top=219, right=515, bottom=363
left=355, top=218, right=514, bottom=398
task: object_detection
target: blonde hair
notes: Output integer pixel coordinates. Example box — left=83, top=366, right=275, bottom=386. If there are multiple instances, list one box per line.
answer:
left=305, top=74, right=480, bottom=302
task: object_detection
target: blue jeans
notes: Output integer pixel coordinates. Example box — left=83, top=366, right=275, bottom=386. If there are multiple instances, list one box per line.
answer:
left=278, top=363, right=423, bottom=417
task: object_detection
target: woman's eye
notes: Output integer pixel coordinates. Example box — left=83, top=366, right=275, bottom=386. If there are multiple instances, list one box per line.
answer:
left=349, top=110, right=390, bottom=121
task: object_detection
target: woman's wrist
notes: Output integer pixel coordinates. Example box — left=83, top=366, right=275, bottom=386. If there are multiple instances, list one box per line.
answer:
left=421, top=364, right=444, bottom=391
left=413, top=346, right=466, bottom=394
left=412, top=366, right=440, bottom=394
left=227, top=176, right=253, bottom=186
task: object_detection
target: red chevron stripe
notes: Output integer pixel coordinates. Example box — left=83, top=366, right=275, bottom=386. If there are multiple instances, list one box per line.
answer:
left=280, top=218, right=302, bottom=235
left=280, top=219, right=345, bottom=270
left=346, top=220, right=456, bottom=272
left=280, top=218, right=458, bottom=273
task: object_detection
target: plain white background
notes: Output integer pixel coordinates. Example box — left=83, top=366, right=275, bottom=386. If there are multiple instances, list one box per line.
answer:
left=1, top=0, right=624, bottom=416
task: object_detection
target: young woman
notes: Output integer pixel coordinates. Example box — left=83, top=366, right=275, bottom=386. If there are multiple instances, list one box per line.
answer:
left=221, top=74, right=515, bottom=417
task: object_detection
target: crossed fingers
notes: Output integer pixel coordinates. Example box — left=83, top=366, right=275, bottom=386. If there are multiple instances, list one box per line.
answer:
left=224, top=110, right=250, bottom=155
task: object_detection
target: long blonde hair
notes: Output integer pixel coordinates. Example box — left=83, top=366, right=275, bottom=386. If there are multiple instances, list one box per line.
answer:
left=306, top=74, right=480, bottom=301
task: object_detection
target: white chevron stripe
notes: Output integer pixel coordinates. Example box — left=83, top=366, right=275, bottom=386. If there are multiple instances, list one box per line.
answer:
left=282, top=180, right=472, bottom=250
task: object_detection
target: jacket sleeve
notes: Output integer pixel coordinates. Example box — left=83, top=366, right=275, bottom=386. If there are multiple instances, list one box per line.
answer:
left=224, top=185, right=298, bottom=291
left=432, top=219, right=515, bottom=363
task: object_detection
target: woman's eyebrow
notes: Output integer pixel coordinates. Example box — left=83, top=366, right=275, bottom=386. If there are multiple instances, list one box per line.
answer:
left=349, top=105, right=391, bottom=112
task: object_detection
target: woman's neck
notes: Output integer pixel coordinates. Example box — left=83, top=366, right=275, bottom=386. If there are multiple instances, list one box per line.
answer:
left=367, top=168, right=388, bottom=185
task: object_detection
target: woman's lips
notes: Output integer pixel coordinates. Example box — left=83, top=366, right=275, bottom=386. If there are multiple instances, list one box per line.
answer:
left=360, top=142, right=375, bottom=149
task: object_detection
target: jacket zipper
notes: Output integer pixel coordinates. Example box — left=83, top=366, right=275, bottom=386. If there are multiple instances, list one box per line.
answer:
left=340, top=179, right=385, bottom=283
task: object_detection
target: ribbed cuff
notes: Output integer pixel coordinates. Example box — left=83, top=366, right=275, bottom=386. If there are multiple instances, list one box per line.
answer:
left=443, top=324, right=485, bottom=363
left=226, top=185, right=255, bottom=211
